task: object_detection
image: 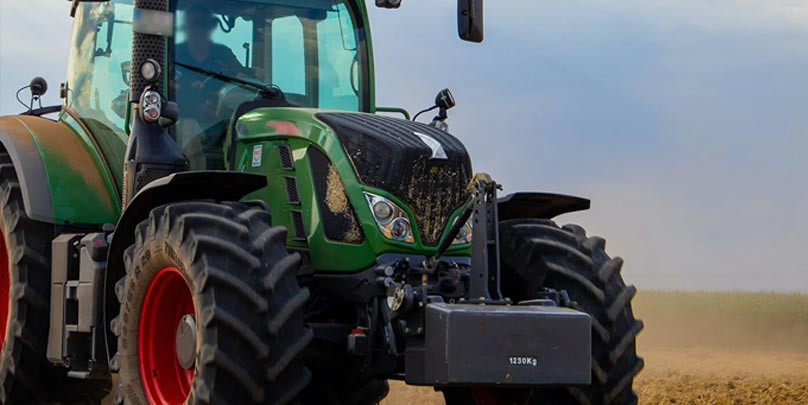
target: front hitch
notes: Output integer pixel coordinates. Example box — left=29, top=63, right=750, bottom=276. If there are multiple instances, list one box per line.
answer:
left=429, top=173, right=506, bottom=303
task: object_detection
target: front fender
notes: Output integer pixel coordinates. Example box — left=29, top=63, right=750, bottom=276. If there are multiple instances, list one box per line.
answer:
left=106, top=170, right=268, bottom=279
left=498, top=192, right=590, bottom=221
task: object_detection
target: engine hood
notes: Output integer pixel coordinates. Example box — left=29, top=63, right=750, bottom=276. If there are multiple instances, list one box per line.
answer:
left=315, top=113, right=472, bottom=246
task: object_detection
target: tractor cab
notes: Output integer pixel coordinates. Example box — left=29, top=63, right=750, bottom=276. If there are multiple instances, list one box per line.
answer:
left=67, top=0, right=370, bottom=172
left=171, top=1, right=370, bottom=169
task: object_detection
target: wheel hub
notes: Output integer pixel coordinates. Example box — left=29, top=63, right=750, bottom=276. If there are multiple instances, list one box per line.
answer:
left=175, top=314, right=196, bottom=370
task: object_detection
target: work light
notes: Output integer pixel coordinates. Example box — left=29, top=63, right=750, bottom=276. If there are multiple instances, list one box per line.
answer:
left=140, top=59, right=161, bottom=83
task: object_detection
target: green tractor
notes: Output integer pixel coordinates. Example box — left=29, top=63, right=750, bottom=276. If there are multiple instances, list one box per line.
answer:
left=0, top=0, right=643, bottom=403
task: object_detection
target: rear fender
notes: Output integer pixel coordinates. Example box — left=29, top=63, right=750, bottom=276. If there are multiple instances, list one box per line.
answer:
left=0, top=115, right=120, bottom=225
left=497, top=192, right=590, bottom=221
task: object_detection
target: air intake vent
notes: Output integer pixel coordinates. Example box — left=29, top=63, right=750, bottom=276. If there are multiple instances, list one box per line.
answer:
left=277, top=145, right=294, bottom=170
left=290, top=211, right=306, bottom=241
left=284, top=176, right=300, bottom=205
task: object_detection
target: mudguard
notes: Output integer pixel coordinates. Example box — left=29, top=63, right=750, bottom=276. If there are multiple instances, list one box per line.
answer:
left=107, top=170, right=268, bottom=265
left=0, top=115, right=120, bottom=225
left=498, top=192, right=590, bottom=221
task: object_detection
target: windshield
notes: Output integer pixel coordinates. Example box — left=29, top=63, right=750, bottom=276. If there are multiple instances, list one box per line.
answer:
left=172, top=0, right=368, bottom=169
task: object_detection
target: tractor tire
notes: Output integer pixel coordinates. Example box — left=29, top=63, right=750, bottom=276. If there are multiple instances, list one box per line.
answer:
left=444, top=219, right=644, bottom=405
left=0, top=151, right=111, bottom=403
left=111, top=201, right=312, bottom=404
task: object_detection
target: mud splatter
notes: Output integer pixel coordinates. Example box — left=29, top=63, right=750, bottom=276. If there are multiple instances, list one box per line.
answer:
left=325, top=163, right=363, bottom=243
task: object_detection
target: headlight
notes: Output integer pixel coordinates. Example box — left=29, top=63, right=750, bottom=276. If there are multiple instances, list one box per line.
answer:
left=452, top=216, right=473, bottom=245
left=372, top=200, right=394, bottom=224
left=365, top=193, right=414, bottom=243
left=140, top=89, right=162, bottom=123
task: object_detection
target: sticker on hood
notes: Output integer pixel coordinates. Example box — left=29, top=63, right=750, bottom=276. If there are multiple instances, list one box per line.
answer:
left=413, top=131, right=448, bottom=160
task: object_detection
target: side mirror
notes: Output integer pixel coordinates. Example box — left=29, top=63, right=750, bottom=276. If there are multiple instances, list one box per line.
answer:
left=458, top=0, right=484, bottom=43
left=376, top=0, right=402, bottom=9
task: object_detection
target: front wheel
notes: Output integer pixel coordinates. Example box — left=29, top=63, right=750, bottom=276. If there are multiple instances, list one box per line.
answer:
left=111, top=202, right=312, bottom=404
left=444, top=219, right=644, bottom=405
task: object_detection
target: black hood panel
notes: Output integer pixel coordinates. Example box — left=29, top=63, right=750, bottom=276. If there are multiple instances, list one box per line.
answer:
left=316, top=113, right=472, bottom=246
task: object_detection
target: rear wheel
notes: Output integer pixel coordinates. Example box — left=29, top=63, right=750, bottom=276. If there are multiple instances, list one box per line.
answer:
left=443, top=219, right=644, bottom=405
left=0, top=151, right=110, bottom=403
left=112, top=201, right=312, bottom=404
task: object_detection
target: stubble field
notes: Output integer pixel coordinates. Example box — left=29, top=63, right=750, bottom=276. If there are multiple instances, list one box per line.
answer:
left=382, top=290, right=808, bottom=404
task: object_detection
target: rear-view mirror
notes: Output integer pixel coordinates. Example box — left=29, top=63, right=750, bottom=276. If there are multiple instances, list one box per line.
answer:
left=458, top=0, right=484, bottom=43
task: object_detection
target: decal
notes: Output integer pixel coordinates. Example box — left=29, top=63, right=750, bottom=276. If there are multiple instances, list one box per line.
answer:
left=509, top=356, right=538, bottom=367
left=252, top=144, right=263, bottom=167
left=413, top=131, right=448, bottom=160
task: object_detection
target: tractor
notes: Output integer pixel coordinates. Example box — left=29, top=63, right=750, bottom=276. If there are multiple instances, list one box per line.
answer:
left=0, top=0, right=643, bottom=403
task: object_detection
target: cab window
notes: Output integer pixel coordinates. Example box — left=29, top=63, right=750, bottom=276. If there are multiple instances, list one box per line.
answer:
left=172, top=0, right=368, bottom=170
left=65, top=0, right=134, bottom=184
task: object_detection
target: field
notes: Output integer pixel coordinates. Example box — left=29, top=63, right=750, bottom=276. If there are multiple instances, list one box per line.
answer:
left=382, top=290, right=808, bottom=404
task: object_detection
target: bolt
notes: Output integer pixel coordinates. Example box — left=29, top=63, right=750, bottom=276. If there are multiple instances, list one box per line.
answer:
left=114, top=388, right=125, bottom=405
left=110, top=354, right=120, bottom=372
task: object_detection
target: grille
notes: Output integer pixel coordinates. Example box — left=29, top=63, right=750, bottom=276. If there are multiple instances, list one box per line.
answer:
left=136, top=0, right=167, bottom=10
left=131, top=1, right=168, bottom=100
left=316, top=113, right=471, bottom=246
left=290, top=211, right=306, bottom=241
left=134, top=164, right=175, bottom=191
left=277, top=145, right=294, bottom=170
left=283, top=176, right=300, bottom=205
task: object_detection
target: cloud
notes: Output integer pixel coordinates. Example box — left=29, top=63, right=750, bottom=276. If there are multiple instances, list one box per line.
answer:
left=369, top=1, right=808, bottom=292
left=0, top=1, right=72, bottom=112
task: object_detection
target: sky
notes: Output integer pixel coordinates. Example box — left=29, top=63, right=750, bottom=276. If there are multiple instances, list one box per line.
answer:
left=1, top=0, right=808, bottom=292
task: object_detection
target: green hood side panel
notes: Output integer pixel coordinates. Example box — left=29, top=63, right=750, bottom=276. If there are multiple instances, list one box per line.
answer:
left=230, top=108, right=470, bottom=273
left=0, top=114, right=120, bottom=225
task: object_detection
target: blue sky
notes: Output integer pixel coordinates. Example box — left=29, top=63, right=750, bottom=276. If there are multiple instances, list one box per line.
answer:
left=2, top=0, right=808, bottom=291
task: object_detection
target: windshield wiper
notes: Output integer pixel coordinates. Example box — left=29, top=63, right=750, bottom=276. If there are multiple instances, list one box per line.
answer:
left=175, top=62, right=285, bottom=101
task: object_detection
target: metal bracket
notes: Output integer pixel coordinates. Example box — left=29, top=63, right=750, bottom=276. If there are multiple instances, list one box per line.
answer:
left=468, top=175, right=505, bottom=302
left=47, top=232, right=110, bottom=379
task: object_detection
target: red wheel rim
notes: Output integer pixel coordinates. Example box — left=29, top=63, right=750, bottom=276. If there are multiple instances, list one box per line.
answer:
left=138, top=266, right=195, bottom=404
left=0, top=231, right=9, bottom=353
